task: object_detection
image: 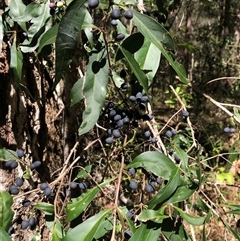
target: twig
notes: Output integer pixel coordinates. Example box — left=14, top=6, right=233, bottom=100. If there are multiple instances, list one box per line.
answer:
left=205, top=76, right=240, bottom=85
left=110, top=136, right=127, bottom=241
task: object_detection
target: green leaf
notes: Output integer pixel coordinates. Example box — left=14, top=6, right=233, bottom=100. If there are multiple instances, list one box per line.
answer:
left=233, top=107, right=240, bottom=122
left=10, top=36, right=33, bottom=98
left=70, top=77, right=84, bottom=107
left=175, top=146, right=188, bottom=171
left=93, top=215, right=113, bottom=239
left=117, top=206, right=136, bottom=233
left=138, top=209, right=168, bottom=222
left=173, top=205, right=207, bottom=226
left=55, top=0, right=87, bottom=86
left=117, top=45, right=148, bottom=93
left=62, top=209, right=111, bottom=241
left=38, top=24, right=59, bottom=53
left=78, top=41, right=109, bottom=136
left=0, top=149, right=17, bottom=161
left=76, top=165, right=92, bottom=179
left=164, top=184, right=198, bottom=204
left=52, top=219, right=64, bottom=241
left=129, top=221, right=161, bottom=241
left=132, top=10, right=190, bottom=84
left=127, top=151, right=176, bottom=180
left=135, top=38, right=161, bottom=85
left=226, top=204, right=240, bottom=215
left=9, top=0, right=26, bottom=31
left=0, top=226, right=12, bottom=241
left=35, top=202, right=54, bottom=215
left=20, top=1, right=52, bottom=53
left=67, top=179, right=113, bottom=221
left=82, top=11, right=94, bottom=48
left=0, top=191, right=14, bottom=231
left=115, top=32, right=144, bottom=61
left=147, top=168, right=181, bottom=209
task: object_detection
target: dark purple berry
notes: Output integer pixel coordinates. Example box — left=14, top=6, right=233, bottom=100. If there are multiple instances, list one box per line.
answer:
left=121, top=83, right=128, bottom=89
left=129, top=95, right=136, bottom=102
left=224, top=127, right=230, bottom=133
left=156, top=178, right=162, bottom=185
left=141, top=96, right=148, bottom=102
left=9, top=185, right=19, bottom=195
left=126, top=209, right=135, bottom=219
left=124, top=230, right=132, bottom=239
left=139, top=102, right=146, bottom=110
left=111, top=19, right=118, bottom=26
left=88, top=0, right=99, bottom=9
left=28, top=217, right=36, bottom=227
left=117, top=119, right=124, bottom=128
left=145, top=184, right=155, bottom=193
left=10, top=160, right=18, bottom=169
left=40, top=183, right=49, bottom=190
left=171, top=129, right=177, bottom=135
left=15, top=177, right=24, bottom=187
left=44, top=187, right=52, bottom=197
left=111, top=8, right=121, bottom=19
left=22, top=200, right=31, bottom=207
left=70, top=182, right=78, bottom=189
left=230, top=128, right=236, bottom=133
left=142, top=114, right=153, bottom=121
left=109, top=109, right=117, bottom=118
left=150, top=137, right=157, bottom=143
left=135, top=92, right=142, bottom=100
left=123, top=116, right=130, bottom=124
left=128, top=168, right=135, bottom=175
left=113, top=129, right=121, bottom=138
left=5, top=160, right=14, bottom=168
left=113, top=114, right=121, bottom=121
left=116, top=33, right=125, bottom=41
left=166, top=130, right=173, bottom=138
left=129, top=180, right=138, bottom=190
left=8, top=226, right=14, bottom=235
left=124, top=9, right=133, bottom=20
left=17, top=149, right=24, bottom=158
left=21, top=220, right=29, bottom=229
left=174, top=154, right=181, bottom=164
left=182, top=110, right=189, bottom=118
left=105, top=137, right=114, bottom=144
left=79, top=182, right=88, bottom=190
left=144, top=130, right=151, bottom=138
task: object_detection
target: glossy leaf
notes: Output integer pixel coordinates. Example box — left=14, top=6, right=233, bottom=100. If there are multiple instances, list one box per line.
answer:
left=132, top=10, right=190, bottom=84
left=138, top=209, right=168, bottom=222
left=63, top=209, right=111, bottom=241
left=70, top=77, right=84, bottom=107
left=35, top=202, right=54, bottom=215
left=67, top=179, right=113, bottom=221
left=115, top=32, right=144, bottom=61
left=147, top=168, right=181, bottom=209
left=0, top=227, right=12, bottom=241
left=127, top=151, right=176, bottom=180
left=0, top=192, right=14, bottom=231
left=226, top=204, right=240, bottom=215
left=82, top=10, right=94, bottom=48
left=38, top=24, right=59, bottom=53
left=117, top=45, right=148, bottom=93
left=173, top=205, right=207, bottom=226
left=175, top=146, right=188, bottom=171
left=0, top=149, right=17, bottom=160
left=52, top=219, right=64, bottom=241
left=78, top=41, right=109, bottom=136
left=164, top=184, right=198, bottom=204
left=20, top=1, right=52, bottom=53
left=93, top=214, right=113, bottom=239
left=134, top=38, right=161, bottom=85
left=55, top=0, right=87, bottom=85
left=76, top=165, right=92, bottom=179
left=10, top=35, right=33, bottom=98
left=129, top=221, right=161, bottom=241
